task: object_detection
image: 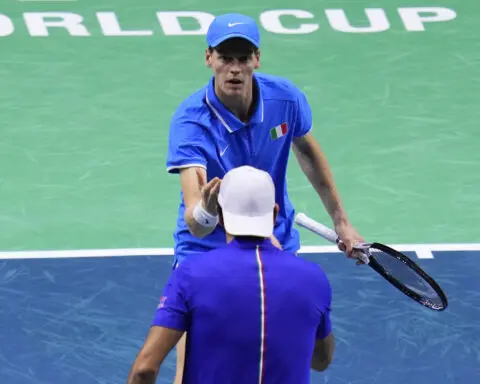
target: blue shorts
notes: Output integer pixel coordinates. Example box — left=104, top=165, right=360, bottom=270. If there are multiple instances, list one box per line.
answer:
left=172, top=254, right=193, bottom=270
left=172, top=259, right=180, bottom=271
left=172, top=253, right=190, bottom=270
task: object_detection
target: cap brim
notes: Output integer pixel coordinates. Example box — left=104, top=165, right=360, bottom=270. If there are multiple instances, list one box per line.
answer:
left=222, top=211, right=273, bottom=237
left=210, top=33, right=259, bottom=49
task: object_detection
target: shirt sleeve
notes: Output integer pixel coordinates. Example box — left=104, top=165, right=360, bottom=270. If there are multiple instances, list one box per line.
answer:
left=315, top=270, right=333, bottom=340
left=293, top=89, right=313, bottom=138
left=166, top=108, right=209, bottom=174
left=152, top=264, right=191, bottom=331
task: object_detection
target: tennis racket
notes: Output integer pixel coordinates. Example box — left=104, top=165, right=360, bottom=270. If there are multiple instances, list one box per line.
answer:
left=295, top=213, right=448, bottom=311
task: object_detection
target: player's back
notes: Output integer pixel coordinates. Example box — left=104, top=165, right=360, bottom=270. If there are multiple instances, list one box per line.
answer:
left=181, top=238, right=332, bottom=384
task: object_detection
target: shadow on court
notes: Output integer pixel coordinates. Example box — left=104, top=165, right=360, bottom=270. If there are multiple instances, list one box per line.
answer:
left=0, top=251, right=478, bottom=383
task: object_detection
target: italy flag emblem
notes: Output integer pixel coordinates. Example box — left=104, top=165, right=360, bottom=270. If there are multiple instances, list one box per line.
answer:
left=270, top=122, right=288, bottom=140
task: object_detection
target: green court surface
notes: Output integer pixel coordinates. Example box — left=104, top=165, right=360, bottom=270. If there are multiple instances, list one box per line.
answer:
left=1, top=0, right=479, bottom=252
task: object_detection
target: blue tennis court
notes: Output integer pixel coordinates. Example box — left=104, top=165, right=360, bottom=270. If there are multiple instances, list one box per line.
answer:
left=1, top=248, right=479, bottom=383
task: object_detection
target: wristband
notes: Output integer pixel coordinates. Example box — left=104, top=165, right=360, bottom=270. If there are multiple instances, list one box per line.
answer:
left=193, top=201, right=218, bottom=228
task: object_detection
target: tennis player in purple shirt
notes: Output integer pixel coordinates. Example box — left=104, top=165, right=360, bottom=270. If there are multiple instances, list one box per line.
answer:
left=127, top=166, right=335, bottom=384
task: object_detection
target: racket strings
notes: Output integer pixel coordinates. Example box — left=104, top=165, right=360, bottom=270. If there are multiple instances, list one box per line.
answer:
left=369, top=249, right=445, bottom=308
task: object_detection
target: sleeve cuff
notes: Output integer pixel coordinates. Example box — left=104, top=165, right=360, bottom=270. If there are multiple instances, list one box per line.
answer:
left=152, top=310, right=187, bottom=331
left=294, top=125, right=313, bottom=138
left=167, top=163, right=207, bottom=174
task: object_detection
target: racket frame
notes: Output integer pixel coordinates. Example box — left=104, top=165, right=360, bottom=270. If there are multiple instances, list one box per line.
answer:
left=295, top=213, right=448, bottom=311
left=366, top=242, right=448, bottom=311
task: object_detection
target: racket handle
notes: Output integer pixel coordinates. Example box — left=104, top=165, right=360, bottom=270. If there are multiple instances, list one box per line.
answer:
left=295, top=213, right=370, bottom=265
left=295, top=213, right=339, bottom=244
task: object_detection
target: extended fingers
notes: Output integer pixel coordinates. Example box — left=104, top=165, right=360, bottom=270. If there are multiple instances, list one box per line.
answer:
left=209, top=178, right=221, bottom=199
left=201, top=178, right=222, bottom=213
left=203, top=177, right=221, bottom=194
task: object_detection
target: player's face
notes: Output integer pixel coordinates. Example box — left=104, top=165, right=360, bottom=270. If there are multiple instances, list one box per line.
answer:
left=205, top=39, right=260, bottom=98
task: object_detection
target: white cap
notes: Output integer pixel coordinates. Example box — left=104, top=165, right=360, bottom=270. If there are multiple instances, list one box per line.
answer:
left=218, top=166, right=275, bottom=237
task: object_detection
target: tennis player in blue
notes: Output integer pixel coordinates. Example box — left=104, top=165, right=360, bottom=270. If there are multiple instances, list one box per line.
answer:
left=127, top=166, right=335, bottom=384
left=166, top=12, right=364, bottom=383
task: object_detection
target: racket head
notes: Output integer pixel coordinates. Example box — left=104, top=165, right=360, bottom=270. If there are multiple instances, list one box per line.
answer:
left=364, top=243, right=448, bottom=311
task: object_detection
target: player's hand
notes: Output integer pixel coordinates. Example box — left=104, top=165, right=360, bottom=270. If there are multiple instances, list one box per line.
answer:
left=199, top=175, right=222, bottom=215
left=334, top=221, right=366, bottom=265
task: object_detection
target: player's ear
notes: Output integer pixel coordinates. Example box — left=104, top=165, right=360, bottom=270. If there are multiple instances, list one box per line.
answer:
left=217, top=204, right=224, bottom=228
left=273, top=203, right=279, bottom=224
left=205, top=48, right=213, bottom=68
left=254, top=49, right=261, bottom=69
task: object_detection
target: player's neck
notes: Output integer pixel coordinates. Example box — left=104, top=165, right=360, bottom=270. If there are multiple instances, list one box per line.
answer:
left=226, top=234, right=266, bottom=244
left=215, top=82, right=256, bottom=123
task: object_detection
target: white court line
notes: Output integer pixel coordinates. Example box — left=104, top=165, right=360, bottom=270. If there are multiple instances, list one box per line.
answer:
left=301, top=243, right=480, bottom=259
left=0, top=248, right=172, bottom=259
left=0, top=243, right=479, bottom=260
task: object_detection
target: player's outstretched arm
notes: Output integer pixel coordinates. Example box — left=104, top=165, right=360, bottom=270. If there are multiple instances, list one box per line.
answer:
left=292, top=133, right=348, bottom=226
left=180, top=167, right=221, bottom=238
left=292, top=133, right=365, bottom=258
